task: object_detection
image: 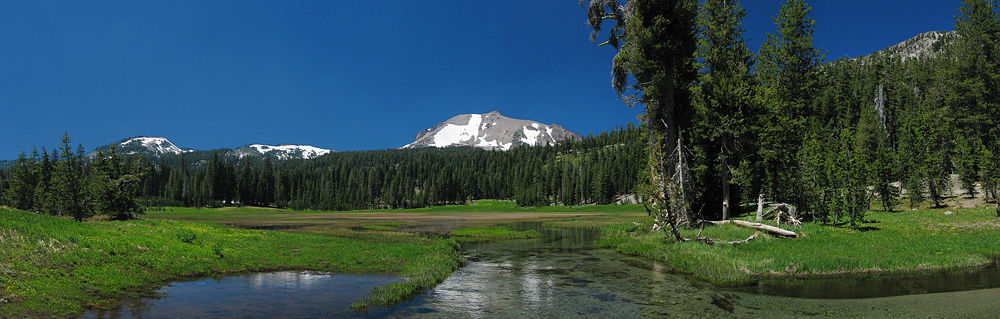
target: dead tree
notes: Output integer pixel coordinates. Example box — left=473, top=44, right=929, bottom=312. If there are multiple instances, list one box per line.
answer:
left=642, top=128, right=757, bottom=245
left=763, top=203, right=802, bottom=227
left=710, top=220, right=797, bottom=238
left=755, top=194, right=765, bottom=221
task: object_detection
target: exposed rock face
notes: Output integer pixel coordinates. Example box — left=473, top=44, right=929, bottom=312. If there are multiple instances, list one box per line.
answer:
left=402, top=111, right=582, bottom=150
left=867, top=31, right=956, bottom=61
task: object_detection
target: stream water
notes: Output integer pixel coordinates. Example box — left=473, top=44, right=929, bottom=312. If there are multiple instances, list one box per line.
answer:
left=84, top=222, right=1000, bottom=318
left=82, top=272, right=404, bottom=319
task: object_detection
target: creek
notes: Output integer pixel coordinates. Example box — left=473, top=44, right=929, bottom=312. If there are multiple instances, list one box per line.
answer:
left=84, top=222, right=1000, bottom=318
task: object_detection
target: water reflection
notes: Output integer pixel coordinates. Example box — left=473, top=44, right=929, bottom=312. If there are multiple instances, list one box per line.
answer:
left=388, top=222, right=738, bottom=318
left=82, top=271, right=403, bottom=319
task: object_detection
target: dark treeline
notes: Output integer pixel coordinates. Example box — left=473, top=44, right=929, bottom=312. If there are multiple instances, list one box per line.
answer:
left=1, top=133, right=145, bottom=221
left=127, top=124, right=644, bottom=210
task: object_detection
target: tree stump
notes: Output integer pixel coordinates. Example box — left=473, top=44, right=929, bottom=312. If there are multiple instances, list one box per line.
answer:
left=755, top=194, right=765, bottom=221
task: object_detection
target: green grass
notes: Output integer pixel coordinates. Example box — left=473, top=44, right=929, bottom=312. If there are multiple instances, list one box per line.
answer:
left=0, top=207, right=462, bottom=318
left=449, top=226, right=542, bottom=239
left=361, top=222, right=407, bottom=231
left=597, top=207, right=1000, bottom=286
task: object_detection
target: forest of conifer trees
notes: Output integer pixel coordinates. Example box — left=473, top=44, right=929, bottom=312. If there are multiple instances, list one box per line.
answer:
left=3, top=0, right=999, bottom=224
left=579, top=0, right=1000, bottom=226
left=0, top=125, right=645, bottom=215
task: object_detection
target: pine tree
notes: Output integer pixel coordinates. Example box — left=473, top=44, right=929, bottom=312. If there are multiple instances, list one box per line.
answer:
left=952, top=0, right=1000, bottom=143
left=52, top=132, right=91, bottom=221
left=4, top=152, right=36, bottom=210
left=692, top=0, right=755, bottom=220
left=33, top=148, right=56, bottom=215
left=979, top=144, right=999, bottom=202
left=857, top=81, right=899, bottom=211
left=754, top=0, right=823, bottom=208
left=583, top=0, right=699, bottom=235
left=91, top=145, right=146, bottom=220
left=953, top=135, right=981, bottom=198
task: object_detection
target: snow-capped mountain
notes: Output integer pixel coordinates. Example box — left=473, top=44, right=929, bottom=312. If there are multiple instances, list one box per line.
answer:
left=117, top=137, right=190, bottom=155
left=402, top=111, right=582, bottom=150
left=86, top=137, right=331, bottom=160
left=231, top=144, right=332, bottom=160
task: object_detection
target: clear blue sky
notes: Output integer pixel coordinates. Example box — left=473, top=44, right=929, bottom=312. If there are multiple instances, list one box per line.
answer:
left=0, top=0, right=963, bottom=159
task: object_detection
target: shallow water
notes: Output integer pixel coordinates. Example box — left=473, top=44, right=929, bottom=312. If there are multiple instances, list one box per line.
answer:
left=735, top=259, right=1000, bottom=299
left=387, top=222, right=1000, bottom=318
left=385, top=223, right=739, bottom=318
left=82, top=271, right=403, bottom=319
left=83, top=223, right=1000, bottom=318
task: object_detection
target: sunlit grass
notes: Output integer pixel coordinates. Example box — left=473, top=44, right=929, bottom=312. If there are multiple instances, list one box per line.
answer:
left=449, top=226, right=542, bottom=239
left=596, top=208, right=1000, bottom=286
left=0, top=207, right=462, bottom=317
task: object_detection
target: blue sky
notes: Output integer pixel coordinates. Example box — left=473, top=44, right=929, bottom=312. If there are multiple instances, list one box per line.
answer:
left=0, top=0, right=962, bottom=159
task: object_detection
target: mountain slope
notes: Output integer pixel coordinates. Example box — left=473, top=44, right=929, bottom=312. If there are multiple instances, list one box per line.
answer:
left=114, top=137, right=189, bottom=156
left=866, top=30, right=956, bottom=61
left=86, top=137, right=330, bottom=160
left=402, top=111, right=582, bottom=150
left=231, top=144, right=332, bottom=160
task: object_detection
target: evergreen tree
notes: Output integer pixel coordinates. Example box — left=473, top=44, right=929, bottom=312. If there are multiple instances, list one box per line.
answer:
left=692, top=0, right=755, bottom=220
left=754, top=0, right=823, bottom=208
left=951, top=0, right=1000, bottom=144
left=91, top=145, right=146, bottom=220
left=979, top=144, right=999, bottom=202
left=33, top=148, right=56, bottom=215
left=52, top=132, right=92, bottom=221
left=953, top=135, right=981, bottom=198
left=4, top=152, right=36, bottom=210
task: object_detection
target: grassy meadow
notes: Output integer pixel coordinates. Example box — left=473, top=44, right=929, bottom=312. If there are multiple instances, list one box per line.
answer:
left=0, top=201, right=642, bottom=318
left=9, top=197, right=995, bottom=317
left=0, top=207, right=462, bottom=318
left=449, top=227, right=542, bottom=239
left=597, top=207, right=1000, bottom=286
left=146, top=200, right=644, bottom=219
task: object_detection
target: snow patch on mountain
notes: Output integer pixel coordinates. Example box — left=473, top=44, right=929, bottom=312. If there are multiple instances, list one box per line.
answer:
left=236, top=144, right=332, bottom=160
left=120, top=137, right=184, bottom=155
left=431, top=114, right=483, bottom=147
left=402, top=111, right=581, bottom=150
left=522, top=126, right=540, bottom=146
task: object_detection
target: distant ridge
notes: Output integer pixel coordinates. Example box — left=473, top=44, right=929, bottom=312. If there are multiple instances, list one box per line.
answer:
left=86, top=136, right=332, bottom=160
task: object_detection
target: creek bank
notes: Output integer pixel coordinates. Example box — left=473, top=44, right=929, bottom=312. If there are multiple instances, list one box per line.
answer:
left=0, top=208, right=462, bottom=318
left=596, top=208, right=1000, bottom=288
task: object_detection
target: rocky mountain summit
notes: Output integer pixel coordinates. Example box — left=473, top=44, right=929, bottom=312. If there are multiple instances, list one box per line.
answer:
left=401, top=111, right=582, bottom=150
left=867, top=30, right=956, bottom=60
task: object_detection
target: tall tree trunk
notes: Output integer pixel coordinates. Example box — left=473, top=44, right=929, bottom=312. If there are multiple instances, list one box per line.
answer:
left=721, top=152, right=730, bottom=220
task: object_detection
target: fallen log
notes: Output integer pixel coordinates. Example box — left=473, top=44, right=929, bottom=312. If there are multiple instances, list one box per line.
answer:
left=691, top=231, right=760, bottom=245
left=710, top=220, right=798, bottom=238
